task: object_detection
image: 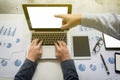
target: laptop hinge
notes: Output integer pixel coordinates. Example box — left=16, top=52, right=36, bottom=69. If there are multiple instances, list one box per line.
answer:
left=31, top=30, right=69, bottom=32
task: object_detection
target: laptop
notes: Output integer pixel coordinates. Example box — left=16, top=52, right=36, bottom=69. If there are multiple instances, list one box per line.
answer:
left=22, top=4, right=72, bottom=59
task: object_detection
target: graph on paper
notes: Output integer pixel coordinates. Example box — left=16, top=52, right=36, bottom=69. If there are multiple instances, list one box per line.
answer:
left=0, top=14, right=30, bottom=78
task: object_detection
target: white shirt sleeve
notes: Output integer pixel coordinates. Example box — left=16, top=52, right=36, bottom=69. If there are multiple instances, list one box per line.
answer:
left=81, top=13, right=120, bottom=40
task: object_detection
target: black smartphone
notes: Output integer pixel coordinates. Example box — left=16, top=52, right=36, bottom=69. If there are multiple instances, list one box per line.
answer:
left=115, top=52, right=120, bottom=73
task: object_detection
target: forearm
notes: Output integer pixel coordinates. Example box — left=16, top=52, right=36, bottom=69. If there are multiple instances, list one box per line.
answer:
left=61, top=59, right=79, bottom=80
left=14, top=59, right=37, bottom=80
left=81, top=13, right=120, bottom=40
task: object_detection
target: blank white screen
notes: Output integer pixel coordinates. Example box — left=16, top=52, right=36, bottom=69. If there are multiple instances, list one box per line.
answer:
left=104, top=34, right=120, bottom=48
left=27, top=7, right=68, bottom=28
left=116, top=54, right=120, bottom=71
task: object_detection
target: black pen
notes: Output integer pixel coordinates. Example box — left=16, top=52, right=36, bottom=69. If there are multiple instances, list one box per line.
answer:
left=100, top=54, right=110, bottom=75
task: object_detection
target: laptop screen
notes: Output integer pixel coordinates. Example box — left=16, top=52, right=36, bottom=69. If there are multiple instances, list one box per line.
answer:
left=23, top=4, right=72, bottom=30
left=27, top=7, right=67, bottom=29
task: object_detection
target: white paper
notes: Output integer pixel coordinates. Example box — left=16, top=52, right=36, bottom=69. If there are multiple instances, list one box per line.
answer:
left=0, top=14, right=31, bottom=78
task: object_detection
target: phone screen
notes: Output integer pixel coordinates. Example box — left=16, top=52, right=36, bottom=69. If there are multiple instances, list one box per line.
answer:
left=115, top=52, right=120, bottom=73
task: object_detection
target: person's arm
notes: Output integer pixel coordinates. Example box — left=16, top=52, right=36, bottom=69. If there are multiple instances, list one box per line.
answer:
left=54, top=41, right=79, bottom=80
left=14, top=59, right=37, bottom=80
left=55, top=13, right=120, bottom=40
left=61, top=60, right=79, bottom=80
left=81, top=13, right=120, bottom=40
left=14, top=39, right=43, bottom=80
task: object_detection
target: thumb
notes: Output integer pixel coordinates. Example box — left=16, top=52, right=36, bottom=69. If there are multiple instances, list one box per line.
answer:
left=61, top=23, right=69, bottom=30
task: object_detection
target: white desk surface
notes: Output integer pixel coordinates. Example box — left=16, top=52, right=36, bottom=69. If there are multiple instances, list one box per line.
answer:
left=0, top=14, right=120, bottom=80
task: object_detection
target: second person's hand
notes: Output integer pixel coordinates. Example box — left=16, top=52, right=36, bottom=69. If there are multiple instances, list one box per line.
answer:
left=55, top=14, right=82, bottom=30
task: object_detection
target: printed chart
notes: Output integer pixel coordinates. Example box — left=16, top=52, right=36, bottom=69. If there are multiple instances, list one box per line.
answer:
left=0, top=14, right=30, bottom=78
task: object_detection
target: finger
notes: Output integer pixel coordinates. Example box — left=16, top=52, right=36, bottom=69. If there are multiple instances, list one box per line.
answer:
left=54, top=14, right=66, bottom=18
left=55, top=15, right=69, bottom=30
left=35, top=39, right=39, bottom=45
left=61, top=20, right=70, bottom=30
left=61, top=23, right=69, bottom=30
left=57, top=41, right=63, bottom=47
left=37, top=39, right=41, bottom=44
left=54, top=42, right=59, bottom=57
left=61, top=41, right=67, bottom=47
left=54, top=42, right=59, bottom=49
left=31, top=39, right=36, bottom=45
left=37, top=40, right=43, bottom=48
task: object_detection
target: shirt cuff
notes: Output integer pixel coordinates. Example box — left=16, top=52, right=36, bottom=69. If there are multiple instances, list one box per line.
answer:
left=61, top=59, right=74, bottom=66
left=25, top=59, right=38, bottom=66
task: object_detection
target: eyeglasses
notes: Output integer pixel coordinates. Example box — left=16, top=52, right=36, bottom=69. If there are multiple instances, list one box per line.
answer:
left=92, top=37, right=103, bottom=53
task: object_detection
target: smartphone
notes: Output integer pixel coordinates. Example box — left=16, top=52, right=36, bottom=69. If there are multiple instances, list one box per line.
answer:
left=72, top=36, right=91, bottom=59
left=115, top=52, right=120, bottom=73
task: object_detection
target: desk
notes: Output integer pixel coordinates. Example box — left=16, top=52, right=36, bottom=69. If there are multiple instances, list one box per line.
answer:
left=70, top=26, right=120, bottom=80
left=0, top=14, right=120, bottom=80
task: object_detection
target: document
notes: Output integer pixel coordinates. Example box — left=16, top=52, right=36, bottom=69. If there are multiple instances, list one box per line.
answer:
left=0, top=14, right=30, bottom=77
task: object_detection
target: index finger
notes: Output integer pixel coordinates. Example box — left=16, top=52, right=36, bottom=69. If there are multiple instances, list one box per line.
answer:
left=54, top=14, right=66, bottom=18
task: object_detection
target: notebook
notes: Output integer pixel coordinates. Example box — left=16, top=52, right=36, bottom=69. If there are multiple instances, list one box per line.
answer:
left=22, top=4, right=72, bottom=59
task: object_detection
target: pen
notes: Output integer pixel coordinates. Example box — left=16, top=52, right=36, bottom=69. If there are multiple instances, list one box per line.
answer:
left=100, top=54, right=110, bottom=75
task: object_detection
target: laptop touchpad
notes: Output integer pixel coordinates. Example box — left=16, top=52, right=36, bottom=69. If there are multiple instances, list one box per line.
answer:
left=41, top=46, right=56, bottom=59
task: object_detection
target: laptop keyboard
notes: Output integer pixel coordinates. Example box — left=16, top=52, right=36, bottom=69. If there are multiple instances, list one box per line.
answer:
left=32, top=32, right=67, bottom=45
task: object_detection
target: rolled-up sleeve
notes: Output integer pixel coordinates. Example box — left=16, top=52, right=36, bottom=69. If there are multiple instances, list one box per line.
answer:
left=61, top=60, right=79, bottom=80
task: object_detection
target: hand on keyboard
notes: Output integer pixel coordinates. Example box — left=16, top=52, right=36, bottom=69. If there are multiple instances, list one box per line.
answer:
left=54, top=41, right=71, bottom=62
left=27, top=39, right=43, bottom=62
